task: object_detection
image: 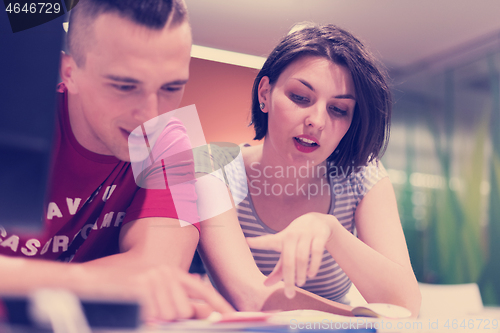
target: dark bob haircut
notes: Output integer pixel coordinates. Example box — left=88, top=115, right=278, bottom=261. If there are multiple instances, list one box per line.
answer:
left=67, top=0, right=187, bottom=67
left=251, top=24, right=391, bottom=173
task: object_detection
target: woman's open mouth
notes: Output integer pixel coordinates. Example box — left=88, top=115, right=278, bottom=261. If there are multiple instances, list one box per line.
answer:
left=293, top=136, right=320, bottom=153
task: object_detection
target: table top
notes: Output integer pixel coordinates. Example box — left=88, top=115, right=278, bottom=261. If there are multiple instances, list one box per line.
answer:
left=3, top=307, right=500, bottom=333
left=96, top=307, right=500, bottom=333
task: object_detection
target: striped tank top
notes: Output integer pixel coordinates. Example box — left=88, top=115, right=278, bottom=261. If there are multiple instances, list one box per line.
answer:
left=194, top=144, right=388, bottom=303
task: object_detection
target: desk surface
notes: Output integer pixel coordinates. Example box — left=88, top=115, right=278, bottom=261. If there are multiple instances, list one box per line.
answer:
left=3, top=308, right=500, bottom=333
left=104, top=308, right=500, bottom=333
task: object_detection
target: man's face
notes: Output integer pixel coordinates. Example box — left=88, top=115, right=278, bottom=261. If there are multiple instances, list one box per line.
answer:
left=63, top=12, right=192, bottom=161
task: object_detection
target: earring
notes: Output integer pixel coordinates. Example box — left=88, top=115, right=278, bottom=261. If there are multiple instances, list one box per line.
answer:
left=259, top=102, right=265, bottom=111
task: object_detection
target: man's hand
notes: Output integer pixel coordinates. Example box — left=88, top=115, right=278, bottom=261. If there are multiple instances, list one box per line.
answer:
left=104, top=264, right=234, bottom=322
left=0, top=255, right=234, bottom=322
left=109, top=218, right=234, bottom=321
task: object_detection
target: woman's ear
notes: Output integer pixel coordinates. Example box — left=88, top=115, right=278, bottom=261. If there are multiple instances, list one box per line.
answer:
left=258, top=76, right=271, bottom=113
left=59, top=51, right=78, bottom=94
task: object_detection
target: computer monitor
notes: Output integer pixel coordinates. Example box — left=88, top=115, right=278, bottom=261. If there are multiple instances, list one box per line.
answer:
left=0, top=10, right=65, bottom=233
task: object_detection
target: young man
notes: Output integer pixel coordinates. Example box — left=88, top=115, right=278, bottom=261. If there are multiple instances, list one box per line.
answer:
left=0, top=0, right=233, bottom=322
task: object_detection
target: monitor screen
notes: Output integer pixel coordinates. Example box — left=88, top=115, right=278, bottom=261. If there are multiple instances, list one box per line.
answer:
left=0, top=10, right=65, bottom=233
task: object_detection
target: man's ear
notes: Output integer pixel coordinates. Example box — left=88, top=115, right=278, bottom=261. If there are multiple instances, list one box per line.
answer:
left=258, top=76, right=271, bottom=113
left=59, top=51, right=78, bottom=93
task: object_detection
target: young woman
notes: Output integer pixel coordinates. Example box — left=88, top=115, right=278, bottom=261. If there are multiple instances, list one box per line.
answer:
left=195, top=24, right=421, bottom=316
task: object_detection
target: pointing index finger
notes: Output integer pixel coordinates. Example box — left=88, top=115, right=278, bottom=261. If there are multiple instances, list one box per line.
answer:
left=246, top=235, right=282, bottom=252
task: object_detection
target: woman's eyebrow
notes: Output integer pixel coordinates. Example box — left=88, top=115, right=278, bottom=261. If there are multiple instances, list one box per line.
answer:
left=294, top=78, right=355, bottom=100
left=294, top=78, right=314, bottom=91
left=335, top=94, right=356, bottom=100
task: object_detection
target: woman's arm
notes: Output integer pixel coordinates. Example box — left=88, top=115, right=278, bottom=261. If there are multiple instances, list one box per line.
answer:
left=325, top=177, right=421, bottom=316
left=247, top=177, right=421, bottom=316
left=195, top=172, right=277, bottom=311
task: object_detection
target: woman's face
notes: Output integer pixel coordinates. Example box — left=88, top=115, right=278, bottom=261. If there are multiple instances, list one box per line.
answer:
left=259, top=56, right=356, bottom=167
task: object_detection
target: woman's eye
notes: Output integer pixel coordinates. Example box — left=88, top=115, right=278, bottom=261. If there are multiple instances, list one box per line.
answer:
left=290, top=93, right=309, bottom=103
left=112, top=84, right=136, bottom=92
left=329, top=106, right=347, bottom=116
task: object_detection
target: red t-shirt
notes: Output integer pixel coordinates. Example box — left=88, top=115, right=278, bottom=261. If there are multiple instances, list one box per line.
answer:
left=0, top=85, right=199, bottom=262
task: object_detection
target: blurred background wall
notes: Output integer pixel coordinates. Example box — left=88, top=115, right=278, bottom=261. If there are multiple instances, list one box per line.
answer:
left=386, top=40, right=500, bottom=305
left=180, top=58, right=257, bottom=144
